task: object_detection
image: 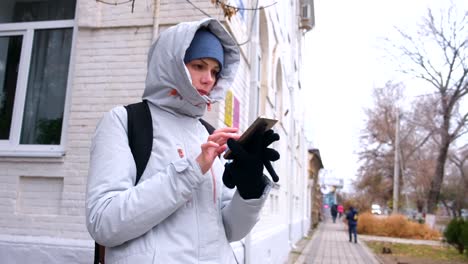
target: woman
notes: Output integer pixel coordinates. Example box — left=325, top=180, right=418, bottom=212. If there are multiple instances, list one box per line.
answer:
left=86, top=18, right=280, bottom=263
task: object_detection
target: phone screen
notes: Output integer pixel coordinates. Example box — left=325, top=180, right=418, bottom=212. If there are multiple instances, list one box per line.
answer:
left=223, top=116, right=278, bottom=159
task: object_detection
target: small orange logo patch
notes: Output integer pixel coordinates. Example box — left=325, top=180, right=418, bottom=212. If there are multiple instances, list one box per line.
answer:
left=177, top=148, right=184, bottom=158
left=169, top=89, right=178, bottom=96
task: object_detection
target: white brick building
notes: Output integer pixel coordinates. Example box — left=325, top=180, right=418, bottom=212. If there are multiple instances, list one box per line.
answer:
left=0, top=0, right=315, bottom=263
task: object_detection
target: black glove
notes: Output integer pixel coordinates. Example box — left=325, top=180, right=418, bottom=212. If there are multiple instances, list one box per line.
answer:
left=222, top=129, right=280, bottom=199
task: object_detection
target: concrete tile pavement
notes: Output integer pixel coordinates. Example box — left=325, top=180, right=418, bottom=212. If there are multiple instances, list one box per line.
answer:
left=292, top=219, right=381, bottom=264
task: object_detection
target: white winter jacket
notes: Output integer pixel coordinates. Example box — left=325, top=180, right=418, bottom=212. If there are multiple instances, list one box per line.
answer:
left=86, top=18, right=269, bottom=264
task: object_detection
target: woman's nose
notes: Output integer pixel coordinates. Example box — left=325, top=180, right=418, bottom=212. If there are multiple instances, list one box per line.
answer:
left=201, top=71, right=215, bottom=84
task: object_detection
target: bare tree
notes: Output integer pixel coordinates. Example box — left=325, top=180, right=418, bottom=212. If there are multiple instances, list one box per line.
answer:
left=401, top=95, right=438, bottom=212
left=440, top=145, right=468, bottom=217
left=403, top=137, right=437, bottom=213
left=390, top=4, right=468, bottom=213
left=448, top=144, right=468, bottom=190
left=356, top=82, right=404, bottom=206
left=357, top=81, right=457, bottom=213
left=440, top=147, right=468, bottom=217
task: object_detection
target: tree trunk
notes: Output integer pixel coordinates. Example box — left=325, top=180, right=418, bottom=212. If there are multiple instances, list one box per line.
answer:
left=440, top=199, right=451, bottom=216
left=457, top=245, right=464, bottom=254
left=427, top=134, right=451, bottom=213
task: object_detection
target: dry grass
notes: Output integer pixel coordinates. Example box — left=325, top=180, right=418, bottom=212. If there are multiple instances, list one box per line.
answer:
left=366, top=241, right=468, bottom=263
left=357, top=212, right=441, bottom=240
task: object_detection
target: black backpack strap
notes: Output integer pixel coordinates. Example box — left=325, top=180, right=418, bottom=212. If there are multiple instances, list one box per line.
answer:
left=94, top=108, right=211, bottom=264
left=124, top=100, right=153, bottom=185
left=125, top=106, right=213, bottom=182
left=94, top=242, right=105, bottom=264
left=199, top=118, right=215, bottom=135
left=94, top=101, right=154, bottom=264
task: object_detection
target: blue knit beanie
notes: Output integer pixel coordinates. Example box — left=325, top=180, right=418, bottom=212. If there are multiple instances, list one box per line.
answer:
left=184, top=28, right=224, bottom=71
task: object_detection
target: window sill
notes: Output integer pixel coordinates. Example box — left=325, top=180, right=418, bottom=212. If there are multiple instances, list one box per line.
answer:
left=0, top=150, right=65, bottom=159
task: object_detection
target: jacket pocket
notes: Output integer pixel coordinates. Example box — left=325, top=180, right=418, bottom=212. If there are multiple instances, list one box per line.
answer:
left=106, top=228, right=155, bottom=263
left=171, top=158, right=189, bottom=172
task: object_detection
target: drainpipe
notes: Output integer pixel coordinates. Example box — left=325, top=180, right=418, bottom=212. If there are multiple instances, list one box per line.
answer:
left=248, top=16, right=260, bottom=124
left=245, top=3, right=260, bottom=264
left=152, top=0, right=161, bottom=42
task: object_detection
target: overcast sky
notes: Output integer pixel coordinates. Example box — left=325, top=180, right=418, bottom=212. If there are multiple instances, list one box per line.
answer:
left=301, top=0, right=467, bottom=192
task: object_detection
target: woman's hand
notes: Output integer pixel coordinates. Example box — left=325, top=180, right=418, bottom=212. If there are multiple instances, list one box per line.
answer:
left=196, top=127, right=239, bottom=174
left=222, top=129, right=280, bottom=199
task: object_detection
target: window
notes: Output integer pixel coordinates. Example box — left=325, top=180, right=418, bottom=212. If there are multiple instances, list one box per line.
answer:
left=0, top=0, right=76, bottom=157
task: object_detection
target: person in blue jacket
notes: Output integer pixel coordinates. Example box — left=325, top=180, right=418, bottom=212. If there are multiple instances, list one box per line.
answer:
left=346, top=206, right=358, bottom=243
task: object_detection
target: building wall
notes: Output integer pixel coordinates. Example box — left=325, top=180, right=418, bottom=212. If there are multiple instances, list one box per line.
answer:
left=0, top=1, right=156, bottom=262
left=308, top=150, right=324, bottom=228
left=0, top=1, right=313, bottom=263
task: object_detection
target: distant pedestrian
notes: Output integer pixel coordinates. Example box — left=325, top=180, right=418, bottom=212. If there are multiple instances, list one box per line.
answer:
left=346, top=206, right=358, bottom=243
left=337, top=204, right=344, bottom=218
left=331, top=203, right=338, bottom=223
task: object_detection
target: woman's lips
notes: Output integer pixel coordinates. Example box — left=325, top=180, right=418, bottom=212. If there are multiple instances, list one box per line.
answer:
left=197, top=90, right=208, bottom=96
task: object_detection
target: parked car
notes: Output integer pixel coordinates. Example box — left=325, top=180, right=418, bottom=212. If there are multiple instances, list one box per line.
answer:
left=371, top=204, right=382, bottom=215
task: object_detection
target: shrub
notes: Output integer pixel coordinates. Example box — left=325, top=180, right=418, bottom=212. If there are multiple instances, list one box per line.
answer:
left=443, top=218, right=468, bottom=255
left=356, top=212, right=440, bottom=240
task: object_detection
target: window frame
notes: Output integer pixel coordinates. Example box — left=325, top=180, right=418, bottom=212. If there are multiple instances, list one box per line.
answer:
left=0, top=19, right=76, bottom=157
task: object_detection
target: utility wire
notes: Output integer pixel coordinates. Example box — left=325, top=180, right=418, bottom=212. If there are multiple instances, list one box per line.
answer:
left=96, top=0, right=276, bottom=45
left=187, top=0, right=276, bottom=46
left=186, top=0, right=212, bottom=17
left=237, top=0, right=259, bottom=46
left=96, top=0, right=133, bottom=6
left=95, top=0, right=136, bottom=12
left=214, top=0, right=277, bottom=11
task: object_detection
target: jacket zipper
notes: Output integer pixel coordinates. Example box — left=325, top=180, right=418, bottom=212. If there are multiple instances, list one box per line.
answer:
left=210, top=167, right=216, bottom=205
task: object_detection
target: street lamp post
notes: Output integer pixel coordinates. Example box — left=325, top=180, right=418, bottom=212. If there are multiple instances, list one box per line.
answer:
left=392, top=107, right=400, bottom=214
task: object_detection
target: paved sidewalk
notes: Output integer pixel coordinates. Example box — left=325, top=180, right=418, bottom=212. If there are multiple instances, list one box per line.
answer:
left=294, top=219, right=380, bottom=264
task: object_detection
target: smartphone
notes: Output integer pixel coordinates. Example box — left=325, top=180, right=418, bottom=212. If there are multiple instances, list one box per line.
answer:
left=223, top=116, right=278, bottom=159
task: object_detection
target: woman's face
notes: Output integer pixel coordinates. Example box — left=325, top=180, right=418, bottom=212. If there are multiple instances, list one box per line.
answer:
left=185, top=58, right=220, bottom=96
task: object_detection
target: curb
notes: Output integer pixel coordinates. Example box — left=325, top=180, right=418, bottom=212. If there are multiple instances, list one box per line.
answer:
left=293, top=235, right=315, bottom=264
left=292, top=225, right=320, bottom=264
left=359, top=239, right=384, bottom=264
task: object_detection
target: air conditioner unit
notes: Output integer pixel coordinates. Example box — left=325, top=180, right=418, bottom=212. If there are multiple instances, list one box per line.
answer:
left=299, top=0, right=315, bottom=32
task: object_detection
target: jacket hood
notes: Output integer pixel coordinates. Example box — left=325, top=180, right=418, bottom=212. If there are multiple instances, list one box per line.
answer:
left=143, top=18, right=240, bottom=117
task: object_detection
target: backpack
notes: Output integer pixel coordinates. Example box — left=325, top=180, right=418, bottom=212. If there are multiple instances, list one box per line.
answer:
left=94, top=100, right=215, bottom=264
left=353, top=212, right=358, bottom=221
